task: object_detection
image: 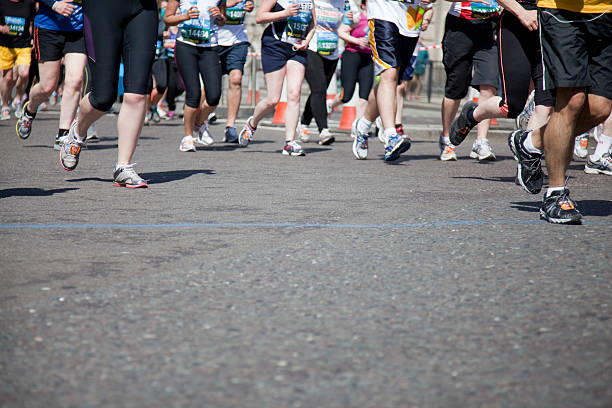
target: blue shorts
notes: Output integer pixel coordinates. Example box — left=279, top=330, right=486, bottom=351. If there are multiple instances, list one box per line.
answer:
left=260, top=32, right=307, bottom=74
left=401, top=55, right=417, bottom=81
left=369, top=19, right=418, bottom=76
left=217, top=42, right=249, bottom=75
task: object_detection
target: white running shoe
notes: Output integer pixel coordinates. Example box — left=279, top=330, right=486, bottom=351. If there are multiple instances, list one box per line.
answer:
left=440, top=144, right=457, bottom=161
left=375, top=117, right=386, bottom=144
left=297, top=123, right=309, bottom=143
left=194, top=123, right=214, bottom=146
left=574, top=133, right=589, bottom=159
left=282, top=140, right=305, bottom=156
left=239, top=116, right=255, bottom=147
left=179, top=135, right=196, bottom=152
left=470, top=139, right=496, bottom=161
left=86, top=123, right=99, bottom=142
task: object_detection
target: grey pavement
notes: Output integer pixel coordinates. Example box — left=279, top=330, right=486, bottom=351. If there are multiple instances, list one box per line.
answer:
left=1, top=104, right=611, bottom=408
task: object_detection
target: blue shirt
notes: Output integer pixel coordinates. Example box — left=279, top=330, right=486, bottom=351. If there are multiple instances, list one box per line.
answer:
left=34, top=0, right=83, bottom=32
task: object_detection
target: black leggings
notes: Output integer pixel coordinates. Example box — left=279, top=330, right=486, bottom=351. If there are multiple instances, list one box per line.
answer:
left=83, top=0, right=158, bottom=112
left=175, top=41, right=222, bottom=108
left=301, top=50, right=338, bottom=131
left=166, top=60, right=184, bottom=111
left=498, top=9, right=554, bottom=118
left=340, top=50, right=373, bottom=103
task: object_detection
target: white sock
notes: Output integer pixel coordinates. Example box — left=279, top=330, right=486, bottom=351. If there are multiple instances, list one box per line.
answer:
left=590, top=134, right=612, bottom=161
left=357, top=117, right=372, bottom=134
left=440, top=135, right=451, bottom=145
left=115, top=162, right=129, bottom=171
left=383, top=127, right=396, bottom=139
left=546, top=186, right=565, bottom=197
left=523, top=131, right=543, bottom=154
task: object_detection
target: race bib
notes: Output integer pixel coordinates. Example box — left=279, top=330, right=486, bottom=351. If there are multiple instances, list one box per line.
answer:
left=281, top=0, right=312, bottom=45
left=181, top=22, right=210, bottom=43
left=317, top=31, right=338, bottom=55
left=471, top=0, right=501, bottom=19
left=226, top=2, right=246, bottom=25
left=5, top=16, right=25, bottom=36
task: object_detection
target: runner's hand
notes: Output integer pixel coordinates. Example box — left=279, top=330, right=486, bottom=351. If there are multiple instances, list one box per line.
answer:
left=245, top=0, right=254, bottom=12
left=285, top=4, right=300, bottom=18
left=209, top=6, right=221, bottom=18
left=294, top=40, right=308, bottom=51
left=53, top=0, right=77, bottom=18
left=357, top=37, right=369, bottom=48
left=518, top=9, right=538, bottom=31
left=185, top=6, right=200, bottom=20
left=0, top=25, right=9, bottom=35
left=345, top=10, right=353, bottom=23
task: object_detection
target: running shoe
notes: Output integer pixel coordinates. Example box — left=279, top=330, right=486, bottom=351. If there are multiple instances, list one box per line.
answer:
left=194, top=123, right=214, bottom=146
left=144, top=113, right=151, bottom=126
left=439, top=134, right=457, bottom=161
left=352, top=119, right=368, bottom=160
left=282, top=140, right=305, bottom=156
left=516, top=90, right=535, bottom=130
left=1, top=107, right=10, bottom=121
left=375, top=117, right=385, bottom=144
left=53, top=132, right=69, bottom=151
left=157, top=106, right=168, bottom=120
left=584, top=153, right=612, bottom=175
left=470, top=139, right=496, bottom=161
left=592, top=123, right=602, bottom=143
left=208, top=112, right=217, bottom=124
left=449, top=100, right=478, bottom=146
left=400, top=136, right=411, bottom=154
left=318, top=128, right=335, bottom=145
left=113, top=164, right=148, bottom=188
left=86, top=123, right=99, bottom=143
left=395, top=124, right=404, bottom=136
left=508, top=129, right=543, bottom=194
left=12, top=100, right=23, bottom=119
left=179, top=135, right=196, bottom=152
left=50, top=92, right=58, bottom=105
left=384, top=133, right=409, bottom=161
left=573, top=133, right=589, bottom=159
left=166, top=110, right=175, bottom=120
left=59, top=123, right=83, bottom=171
left=326, top=99, right=333, bottom=116
left=297, top=123, right=309, bottom=143
left=15, top=101, right=33, bottom=139
left=223, top=126, right=239, bottom=143
left=151, top=106, right=161, bottom=123
left=239, top=116, right=255, bottom=147
left=539, top=188, right=582, bottom=224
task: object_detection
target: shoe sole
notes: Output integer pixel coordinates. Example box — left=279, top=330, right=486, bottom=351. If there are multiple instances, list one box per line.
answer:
left=584, top=166, right=612, bottom=175
left=470, top=151, right=496, bottom=161
left=319, top=137, right=335, bottom=146
left=508, top=131, right=541, bottom=194
left=113, top=182, right=148, bottom=188
left=282, top=151, right=305, bottom=156
left=59, top=151, right=77, bottom=171
left=449, top=101, right=477, bottom=146
left=539, top=209, right=582, bottom=224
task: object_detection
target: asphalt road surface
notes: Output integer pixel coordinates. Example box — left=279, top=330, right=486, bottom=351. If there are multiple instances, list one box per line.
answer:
left=1, top=106, right=611, bottom=408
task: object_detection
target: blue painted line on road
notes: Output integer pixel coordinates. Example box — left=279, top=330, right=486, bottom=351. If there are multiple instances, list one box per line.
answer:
left=0, top=220, right=611, bottom=230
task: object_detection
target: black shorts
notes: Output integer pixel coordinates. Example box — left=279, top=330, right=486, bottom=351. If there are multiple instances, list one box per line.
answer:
left=369, top=19, right=418, bottom=77
left=33, top=26, right=86, bottom=62
left=442, top=14, right=499, bottom=99
left=217, top=42, right=249, bottom=75
left=260, top=29, right=307, bottom=74
left=539, top=8, right=612, bottom=100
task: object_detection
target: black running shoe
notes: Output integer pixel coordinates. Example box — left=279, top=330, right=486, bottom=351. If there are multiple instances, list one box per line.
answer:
left=508, top=129, right=543, bottom=194
left=540, top=188, right=582, bottom=224
left=449, top=100, right=478, bottom=146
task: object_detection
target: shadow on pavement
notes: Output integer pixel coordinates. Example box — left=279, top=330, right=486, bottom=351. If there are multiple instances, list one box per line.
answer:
left=510, top=200, right=612, bottom=217
left=65, top=169, right=215, bottom=185
left=453, top=175, right=516, bottom=183
left=0, top=187, right=78, bottom=198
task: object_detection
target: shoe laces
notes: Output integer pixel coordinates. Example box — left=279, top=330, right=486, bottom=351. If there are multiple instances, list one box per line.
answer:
left=118, top=163, right=143, bottom=182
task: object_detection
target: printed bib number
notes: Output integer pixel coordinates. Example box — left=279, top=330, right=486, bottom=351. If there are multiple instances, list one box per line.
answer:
left=317, top=31, right=338, bottom=55
left=181, top=22, right=210, bottom=44
left=226, top=5, right=246, bottom=25
left=5, top=17, right=25, bottom=36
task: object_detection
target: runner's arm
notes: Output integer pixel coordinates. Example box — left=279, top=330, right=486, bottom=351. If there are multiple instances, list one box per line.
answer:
left=496, top=0, right=538, bottom=30
left=256, top=0, right=299, bottom=24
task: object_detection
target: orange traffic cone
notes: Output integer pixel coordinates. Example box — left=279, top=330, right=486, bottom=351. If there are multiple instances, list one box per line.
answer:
left=338, top=84, right=359, bottom=130
left=272, top=79, right=287, bottom=124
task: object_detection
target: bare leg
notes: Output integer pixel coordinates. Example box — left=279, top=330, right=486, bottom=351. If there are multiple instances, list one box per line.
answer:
left=26, top=60, right=61, bottom=111
left=376, top=67, right=398, bottom=130
left=395, top=80, right=409, bottom=125
left=75, top=93, right=106, bottom=137
left=527, top=105, right=552, bottom=130
left=475, top=85, right=496, bottom=141
left=116, top=93, right=147, bottom=165
left=251, top=67, right=286, bottom=127
left=226, top=69, right=242, bottom=128
left=1, top=69, right=16, bottom=108
left=441, top=96, right=461, bottom=138
left=284, top=60, right=306, bottom=141
left=58, top=53, right=87, bottom=129
left=14, top=65, right=30, bottom=100
left=356, top=98, right=368, bottom=120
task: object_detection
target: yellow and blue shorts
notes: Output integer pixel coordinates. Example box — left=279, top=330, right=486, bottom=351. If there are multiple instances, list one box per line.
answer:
left=0, top=46, right=31, bottom=70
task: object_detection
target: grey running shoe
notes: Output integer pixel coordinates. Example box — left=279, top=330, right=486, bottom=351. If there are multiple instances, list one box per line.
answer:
left=449, top=100, right=478, bottom=146
left=540, top=188, right=582, bottom=224
left=194, top=122, right=214, bottom=146
left=223, top=126, right=239, bottom=143
left=584, top=153, right=612, bottom=175
left=86, top=123, right=99, bottom=143
left=470, top=139, right=496, bottom=161
left=53, top=133, right=69, bottom=151
left=113, top=164, right=148, bottom=188
left=573, top=133, right=588, bottom=159
left=239, top=116, right=255, bottom=147
left=16, top=101, right=34, bottom=139
left=59, top=123, right=83, bottom=171
left=508, top=129, right=543, bottom=194
left=1, top=106, right=10, bottom=120
left=297, top=123, right=309, bottom=142
left=516, top=90, right=535, bottom=130
left=352, top=127, right=368, bottom=160
left=384, top=133, right=409, bottom=161
left=318, top=128, right=335, bottom=145
left=282, top=140, right=305, bottom=156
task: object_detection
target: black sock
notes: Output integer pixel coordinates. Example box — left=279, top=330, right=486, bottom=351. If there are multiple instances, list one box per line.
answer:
left=467, top=107, right=478, bottom=127
left=24, top=107, right=36, bottom=119
left=57, top=129, right=69, bottom=138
